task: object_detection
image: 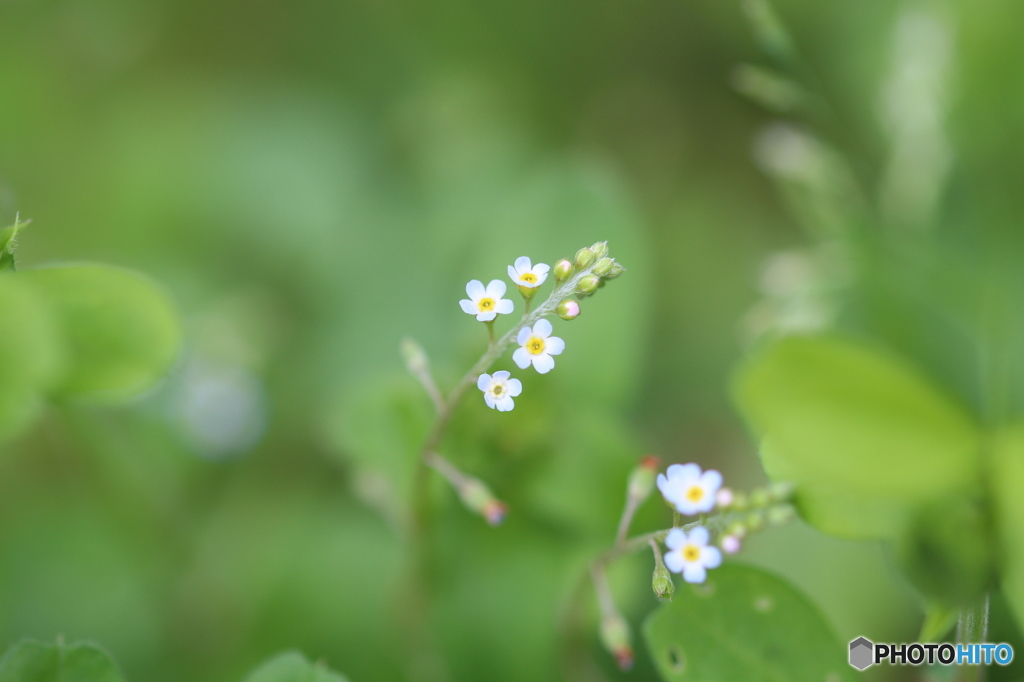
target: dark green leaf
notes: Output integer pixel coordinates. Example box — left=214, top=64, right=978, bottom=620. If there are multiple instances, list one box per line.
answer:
left=643, top=564, right=855, bottom=682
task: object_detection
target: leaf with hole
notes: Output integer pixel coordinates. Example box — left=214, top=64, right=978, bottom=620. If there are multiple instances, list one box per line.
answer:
left=643, top=564, right=855, bottom=682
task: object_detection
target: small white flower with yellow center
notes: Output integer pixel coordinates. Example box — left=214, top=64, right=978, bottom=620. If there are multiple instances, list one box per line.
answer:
left=477, top=371, right=522, bottom=412
left=513, top=319, right=564, bottom=374
left=664, top=526, right=722, bottom=584
left=508, top=256, right=550, bottom=288
left=460, top=280, right=514, bottom=322
left=656, top=463, right=722, bottom=515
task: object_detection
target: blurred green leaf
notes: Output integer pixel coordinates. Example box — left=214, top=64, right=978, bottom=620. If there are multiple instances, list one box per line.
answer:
left=0, top=277, right=62, bottom=441
left=735, top=335, right=980, bottom=538
left=21, top=265, right=181, bottom=399
left=241, top=652, right=348, bottom=682
left=991, top=425, right=1024, bottom=633
left=643, top=564, right=854, bottom=681
left=0, top=639, right=125, bottom=682
left=0, top=217, right=29, bottom=272
left=918, top=602, right=958, bottom=642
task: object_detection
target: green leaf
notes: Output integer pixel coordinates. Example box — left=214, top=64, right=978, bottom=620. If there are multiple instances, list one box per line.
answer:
left=918, top=602, right=958, bottom=642
left=643, top=564, right=855, bottom=682
left=0, top=639, right=125, bottom=682
left=735, top=335, right=981, bottom=538
left=0, top=277, right=62, bottom=441
left=21, top=264, right=182, bottom=398
left=0, top=216, right=29, bottom=272
left=991, top=425, right=1024, bottom=632
left=242, top=651, right=348, bottom=682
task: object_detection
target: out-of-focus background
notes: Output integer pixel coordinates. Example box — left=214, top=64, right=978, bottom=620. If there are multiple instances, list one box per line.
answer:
left=1, top=0, right=1022, bottom=679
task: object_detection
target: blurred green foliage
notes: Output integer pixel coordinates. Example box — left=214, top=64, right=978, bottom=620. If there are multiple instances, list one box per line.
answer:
left=1, top=0, right=1024, bottom=680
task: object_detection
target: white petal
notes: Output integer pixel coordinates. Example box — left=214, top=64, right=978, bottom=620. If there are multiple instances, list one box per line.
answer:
left=666, top=463, right=701, bottom=482
left=484, top=394, right=497, bottom=409
left=665, top=528, right=686, bottom=550
left=675, top=499, right=700, bottom=516
left=533, top=318, right=553, bottom=338
left=701, top=470, right=723, bottom=494
left=533, top=263, right=550, bottom=275
left=493, top=370, right=511, bottom=380
left=506, top=378, right=522, bottom=397
left=702, top=546, right=722, bottom=569
left=508, top=264, right=520, bottom=281
left=476, top=311, right=496, bottom=322
left=695, top=495, right=716, bottom=514
left=477, top=374, right=492, bottom=390
left=517, top=327, right=532, bottom=345
left=486, top=279, right=507, bottom=298
left=664, top=551, right=684, bottom=574
left=688, top=526, right=710, bottom=546
left=466, top=280, right=485, bottom=299
left=514, top=256, right=532, bottom=272
left=544, top=336, right=565, bottom=355
left=683, top=564, right=706, bottom=584
left=532, top=270, right=548, bottom=286
left=656, top=473, right=669, bottom=495
left=495, top=299, right=514, bottom=315
left=512, top=347, right=531, bottom=369
left=532, top=353, right=555, bottom=374
left=496, top=395, right=515, bottom=412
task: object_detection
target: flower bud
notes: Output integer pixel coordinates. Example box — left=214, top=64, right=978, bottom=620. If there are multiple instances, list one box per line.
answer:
left=576, top=275, right=600, bottom=295
left=458, top=479, right=507, bottom=526
left=590, top=241, right=609, bottom=259
left=767, top=481, right=796, bottom=503
left=556, top=299, right=580, bottom=320
left=553, top=259, right=573, bottom=282
left=726, top=521, right=748, bottom=538
left=715, top=487, right=734, bottom=509
left=750, top=488, right=771, bottom=508
left=729, top=491, right=749, bottom=511
left=574, top=247, right=595, bottom=269
left=592, top=258, right=615, bottom=277
left=517, top=283, right=538, bottom=301
left=746, top=511, right=766, bottom=532
left=721, top=535, right=742, bottom=554
left=767, top=503, right=796, bottom=526
left=599, top=614, right=634, bottom=671
left=652, top=562, right=675, bottom=602
left=400, top=337, right=429, bottom=375
left=627, top=455, right=660, bottom=503
left=604, top=262, right=626, bottom=279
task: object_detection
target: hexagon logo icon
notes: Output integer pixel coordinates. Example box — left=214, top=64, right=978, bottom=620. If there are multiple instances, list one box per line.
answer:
left=849, top=637, right=874, bottom=670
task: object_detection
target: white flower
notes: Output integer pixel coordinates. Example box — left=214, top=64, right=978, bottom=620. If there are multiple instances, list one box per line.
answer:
left=664, top=526, right=722, bottom=584
left=656, top=463, right=722, bottom=515
left=513, top=319, right=564, bottom=374
left=460, top=280, right=514, bottom=322
left=477, top=371, right=522, bottom=411
left=508, top=256, right=550, bottom=288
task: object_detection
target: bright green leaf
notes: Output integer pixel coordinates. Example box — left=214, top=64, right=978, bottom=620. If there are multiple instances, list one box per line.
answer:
left=0, top=639, right=125, bottom=682
left=735, top=335, right=980, bottom=538
left=990, top=425, right=1024, bottom=633
left=21, top=264, right=182, bottom=398
left=242, top=651, right=348, bottom=682
left=643, top=564, right=855, bottom=682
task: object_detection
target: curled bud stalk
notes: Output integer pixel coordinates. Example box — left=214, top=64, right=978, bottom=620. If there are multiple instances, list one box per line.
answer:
left=553, top=259, right=573, bottom=282
left=592, top=257, right=615, bottom=278
left=574, top=247, right=596, bottom=269
left=575, top=275, right=600, bottom=295
left=590, top=241, right=609, bottom=259
left=556, top=299, right=580, bottom=320
left=599, top=613, right=634, bottom=671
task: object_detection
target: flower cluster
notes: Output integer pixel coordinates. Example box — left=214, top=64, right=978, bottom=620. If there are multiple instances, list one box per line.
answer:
left=457, top=242, right=625, bottom=411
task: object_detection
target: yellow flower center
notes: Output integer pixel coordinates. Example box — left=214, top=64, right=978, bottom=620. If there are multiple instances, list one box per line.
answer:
left=492, top=383, right=504, bottom=396
left=526, top=336, right=546, bottom=355
left=686, top=485, right=704, bottom=503
left=478, top=297, right=495, bottom=311
left=520, top=272, right=537, bottom=284
left=682, top=544, right=700, bottom=562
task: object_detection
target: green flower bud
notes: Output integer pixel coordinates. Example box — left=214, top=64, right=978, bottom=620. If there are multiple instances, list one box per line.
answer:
left=574, top=247, right=595, bottom=269
left=599, top=613, right=634, bottom=671
left=767, top=481, right=796, bottom=503
left=553, top=259, right=573, bottom=282
left=730, top=491, right=749, bottom=511
left=576, top=275, right=600, bottom=295
left=592, top=258, right=615, bottom=277
left=556, top=299, right=580, bottom=320
left=605, top=262, right=626, bottom=279
left=627, top=455, right=660, bottom=503
left=652, top=562, right=675, bottom=602
left=726, top=521, right=748, bottom=538
left=767, top=503, right=796, bottom=526
left=400, top=337, right=429, bottom=375
left=590, top=241, right=609, bottom=259
left=459, top=479, right=507, bottom=526
left=746, top=511, right=766, bottom=532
